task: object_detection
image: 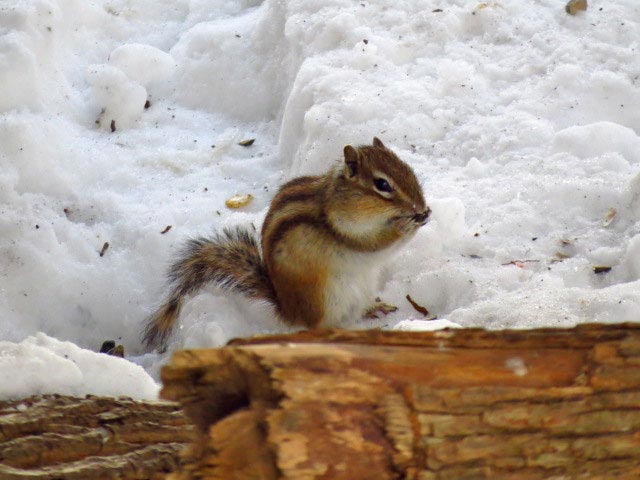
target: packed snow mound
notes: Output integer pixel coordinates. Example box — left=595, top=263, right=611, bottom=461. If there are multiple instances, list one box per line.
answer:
left=0, top=334, right=159, bottom=400
left=553, top=122, right=640, bottom=164
left=1, top=0, right=639, bottom=389
left=108, top=43, right=176, bottom=88
left=87, top=63, right=148, bottom=130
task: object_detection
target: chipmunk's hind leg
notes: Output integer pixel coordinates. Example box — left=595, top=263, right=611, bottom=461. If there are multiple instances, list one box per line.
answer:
left=271, top=267, right=326, bottom=329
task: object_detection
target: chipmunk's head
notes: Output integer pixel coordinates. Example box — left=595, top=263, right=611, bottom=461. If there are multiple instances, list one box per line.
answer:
left=328, top=137, right=430, bottom=248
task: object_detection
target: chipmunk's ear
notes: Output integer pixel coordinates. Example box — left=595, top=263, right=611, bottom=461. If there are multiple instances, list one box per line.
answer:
left=372, top=136, right=385, bottom=148
left=343, top=145, right=360, bottom=177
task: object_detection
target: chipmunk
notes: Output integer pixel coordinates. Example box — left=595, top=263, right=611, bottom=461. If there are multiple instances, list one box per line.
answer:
left=143, top=137, right=430, bottom=349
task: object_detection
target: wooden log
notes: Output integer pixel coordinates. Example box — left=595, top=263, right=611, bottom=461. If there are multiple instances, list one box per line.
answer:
left=0, top=394, right=196, bottom=480
left=161, top=323, right=640, bottom=480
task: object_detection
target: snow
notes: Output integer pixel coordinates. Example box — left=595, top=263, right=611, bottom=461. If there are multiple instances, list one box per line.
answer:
left=0, top=333, right=158, bottom=399
left=1, top=0, right=639, bottom=399
left=393, top=319, right=462, bottom=332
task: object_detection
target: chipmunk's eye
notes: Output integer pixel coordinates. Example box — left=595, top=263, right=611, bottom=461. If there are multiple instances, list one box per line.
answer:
left=373, top=178, right=393, bottom=193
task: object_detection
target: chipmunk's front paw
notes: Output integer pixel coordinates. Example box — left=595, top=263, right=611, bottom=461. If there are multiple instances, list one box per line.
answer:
left=363, top=299, right=398, bottom=319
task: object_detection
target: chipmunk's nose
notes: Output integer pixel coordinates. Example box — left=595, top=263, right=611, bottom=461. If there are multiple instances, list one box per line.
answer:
left=413, top=207, right=431, bottom=226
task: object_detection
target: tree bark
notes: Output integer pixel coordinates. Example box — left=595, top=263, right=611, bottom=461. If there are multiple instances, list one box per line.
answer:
left=0, top=394, right=195, bottom=480
left=161, top=323, right=640, bottom=480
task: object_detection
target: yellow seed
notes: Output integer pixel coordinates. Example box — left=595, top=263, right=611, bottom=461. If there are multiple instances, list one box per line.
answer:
left=225, top=194, right=253, bottom=209
left=602, top=208, right=617, bottom=227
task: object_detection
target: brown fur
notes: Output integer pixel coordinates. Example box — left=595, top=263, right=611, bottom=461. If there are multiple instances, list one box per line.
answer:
left=142, top=137, right=429, bottom=350
left=268, top=225, right=328, bottom=327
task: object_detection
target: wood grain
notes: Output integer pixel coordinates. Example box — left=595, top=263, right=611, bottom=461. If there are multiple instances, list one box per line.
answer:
left=0, top=394, right=195, bottom=480
left=162, top=323, right=640, bottom=480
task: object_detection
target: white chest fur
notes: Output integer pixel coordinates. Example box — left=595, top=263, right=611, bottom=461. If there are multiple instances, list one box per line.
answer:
left=322, top=248, right=392, bottom=326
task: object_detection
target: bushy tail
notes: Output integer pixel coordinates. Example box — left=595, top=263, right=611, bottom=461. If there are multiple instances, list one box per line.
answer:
left=142, top=226, right=276, bottom=350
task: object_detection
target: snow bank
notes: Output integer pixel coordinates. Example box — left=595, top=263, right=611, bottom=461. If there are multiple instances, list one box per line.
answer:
left=0, top=334, right=159, bottom=400
left=1, top=0, right=639, bottom=393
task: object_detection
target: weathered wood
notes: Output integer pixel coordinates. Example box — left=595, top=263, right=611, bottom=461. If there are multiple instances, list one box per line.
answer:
left=161, top=323, right=640, bottom=480
left=0, top=394, right=196, bottom=480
